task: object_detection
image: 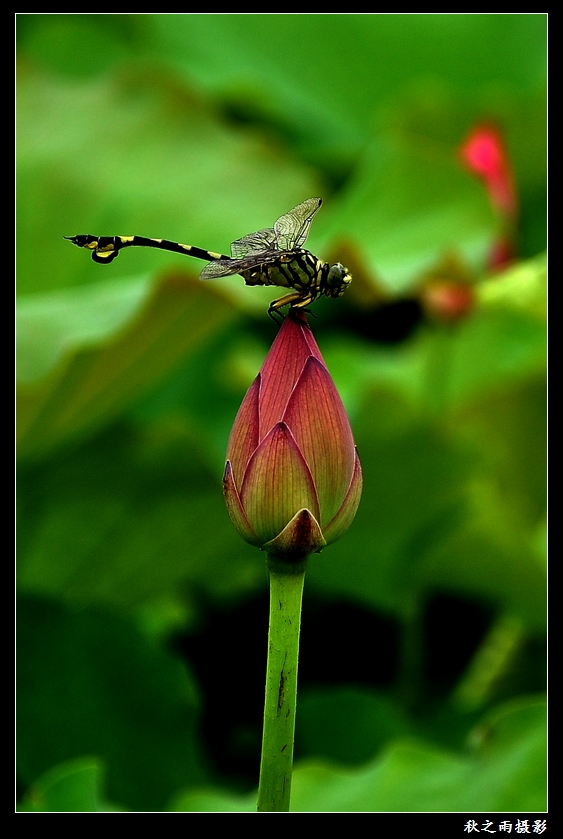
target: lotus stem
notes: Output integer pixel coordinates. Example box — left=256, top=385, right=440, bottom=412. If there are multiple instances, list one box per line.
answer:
left=257, top=555, right=307, bottom=812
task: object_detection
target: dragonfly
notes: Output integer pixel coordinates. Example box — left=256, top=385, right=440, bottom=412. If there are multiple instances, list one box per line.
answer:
left=65, top=198, right=352, bottom=319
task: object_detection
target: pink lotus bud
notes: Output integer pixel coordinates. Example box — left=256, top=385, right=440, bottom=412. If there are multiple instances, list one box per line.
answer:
left=459, top=124, right=517, bottom=218
left=223, top=311, right=362, bottom=560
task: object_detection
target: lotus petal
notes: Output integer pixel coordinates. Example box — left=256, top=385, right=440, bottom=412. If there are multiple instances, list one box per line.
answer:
left=262, top=508, right=326, bottom=560
left=322, top=449, right=363, bottom=546
left=241, top=422, right=320, bottom=543
left=223, top=461, right=263, bottom=547
left=226, top=374, right=261, bottom=490
left=283, top=357, right=355, bottom=525
left=258, top=312, right=325, bottom=441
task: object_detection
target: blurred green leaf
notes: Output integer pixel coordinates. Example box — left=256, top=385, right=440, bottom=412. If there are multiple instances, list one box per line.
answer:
left=17, top=14, right=139, bottom=77
left=17, top=271, right=237, bottom=458
left=290, top=696, right=546, bottom=811
left=478, top=251, right=546, bottom=319
left=309, top=372, right=545, bottom=629
left=16, top=425, right=265, bottom=613
left=17, top=596, right=207, bottom=812
left=296, top=687, right=413, bottom=765
left=150, top=15, right=546, bottom=176
left=169, top=787, right=257, bottom=813
left=170, top=695, right=545, bottom=811
left=18, top=757, right=122, bottom=813
left=308, top=256, right=545, bottom=628
left=307, top=405, right=470, bottom=615
left=321, top=255, right=546, bottom=416
left=327, top=132, right=497, bottom=293
left=17, top=273, right=153, bottom=384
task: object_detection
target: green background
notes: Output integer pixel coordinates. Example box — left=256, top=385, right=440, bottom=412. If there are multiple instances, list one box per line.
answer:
left=17, top=14, right=546, bottom=812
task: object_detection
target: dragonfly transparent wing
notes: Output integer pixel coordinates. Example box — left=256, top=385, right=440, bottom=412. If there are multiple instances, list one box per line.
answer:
left=200, top=258, right=245, bottom=279
left=200, top=197, right=323, bottom=279
left=230, top=228, right=277, bottom=258
left=199, top=250, right=283, bottom=279
left=274, top=197, right=322, bottom=251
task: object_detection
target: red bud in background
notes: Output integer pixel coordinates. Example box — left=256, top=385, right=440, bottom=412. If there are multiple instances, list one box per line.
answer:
left=460, top=124, right=518, bottom=271
left=460, top=124, right=517, bottom=218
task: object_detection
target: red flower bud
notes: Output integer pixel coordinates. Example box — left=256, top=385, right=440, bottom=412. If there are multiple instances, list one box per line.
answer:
left=223, top=311, right=362, bottom=560
left=459, top=124, right=517, bottom=218
left=421, top=279, right=475, bottom=323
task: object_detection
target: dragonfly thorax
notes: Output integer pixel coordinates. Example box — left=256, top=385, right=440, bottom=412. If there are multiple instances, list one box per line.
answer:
left=239, top=249, right=351, bottom=312
left=239, top=249, right=321, bottom=292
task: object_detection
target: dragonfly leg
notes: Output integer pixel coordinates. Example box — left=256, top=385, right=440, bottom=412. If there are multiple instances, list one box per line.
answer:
left=268, top=291, right=315, bottom=316
left=267, top=291, right=302, bottom=322
left=290, top=294, right=315, bottom=310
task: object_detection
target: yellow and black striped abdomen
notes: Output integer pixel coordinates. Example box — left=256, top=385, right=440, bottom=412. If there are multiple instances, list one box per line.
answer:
left=64, top=234, right=228, bottom=265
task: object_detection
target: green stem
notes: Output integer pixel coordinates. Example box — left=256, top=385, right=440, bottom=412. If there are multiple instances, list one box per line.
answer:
left=451, top=614, right=523, bottom=712
left=257, top=555, right=307, bottom=812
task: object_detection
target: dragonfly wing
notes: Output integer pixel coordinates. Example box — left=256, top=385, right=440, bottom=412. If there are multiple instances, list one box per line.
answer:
left=230, top=228, right=277, bottom=258
left=274, top=197, right=322, bottom=250
left=199, top=250, right=285, bottom=280
left=200, top=258, right=244, bottom=279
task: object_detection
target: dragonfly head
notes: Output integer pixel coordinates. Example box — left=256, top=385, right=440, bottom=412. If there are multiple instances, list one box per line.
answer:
left=326, top=262, right=352, bottom=298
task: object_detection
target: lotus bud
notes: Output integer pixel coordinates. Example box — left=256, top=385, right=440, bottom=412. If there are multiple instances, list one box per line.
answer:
left=223, top=310, right=362, bottom=561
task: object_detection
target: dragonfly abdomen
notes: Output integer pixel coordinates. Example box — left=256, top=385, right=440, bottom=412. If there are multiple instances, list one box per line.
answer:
left=64, top=234, right=228, bottom=265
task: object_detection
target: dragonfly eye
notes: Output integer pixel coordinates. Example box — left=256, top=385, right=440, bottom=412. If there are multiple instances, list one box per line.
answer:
left=327, top=263, right=351, bottom=292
